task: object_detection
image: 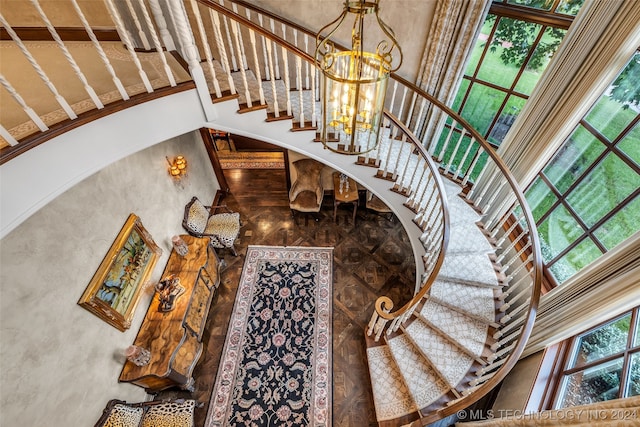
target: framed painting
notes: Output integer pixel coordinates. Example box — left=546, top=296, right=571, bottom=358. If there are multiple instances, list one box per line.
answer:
left=78, top=213, right=162, bottom=331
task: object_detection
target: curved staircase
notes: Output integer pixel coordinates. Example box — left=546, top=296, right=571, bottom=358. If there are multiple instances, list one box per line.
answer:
left=367, top=178, right=500, bottom=423
left=0, top=1, right=543, bottom=425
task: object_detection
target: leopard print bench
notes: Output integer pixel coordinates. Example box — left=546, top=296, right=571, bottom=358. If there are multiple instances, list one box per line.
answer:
left=94, top=399, right=196, bottom=427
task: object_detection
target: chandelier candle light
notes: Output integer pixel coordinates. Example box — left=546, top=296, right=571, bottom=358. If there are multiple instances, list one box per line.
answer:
left=315, top=0, right=402, bottom=155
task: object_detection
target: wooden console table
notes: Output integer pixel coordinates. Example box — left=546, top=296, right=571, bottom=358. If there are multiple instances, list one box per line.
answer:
left=119, top=235, right=220, bottom=392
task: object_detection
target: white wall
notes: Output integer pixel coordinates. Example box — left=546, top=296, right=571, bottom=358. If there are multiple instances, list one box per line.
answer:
left=0, top=131, right=219, bottom=426
left=0, top=89, right=206, bottom=238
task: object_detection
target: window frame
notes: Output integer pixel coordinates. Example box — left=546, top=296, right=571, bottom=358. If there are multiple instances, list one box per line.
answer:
left=525, top=49, right=640, bottom=287
left=542, top=307, right=640, bottom=409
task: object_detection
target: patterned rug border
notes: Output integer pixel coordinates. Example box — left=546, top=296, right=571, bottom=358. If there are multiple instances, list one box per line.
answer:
left=205, top=245, right=333, bottom=427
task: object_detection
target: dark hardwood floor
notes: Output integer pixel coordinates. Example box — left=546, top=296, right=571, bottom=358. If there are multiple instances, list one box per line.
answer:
left=157, top=167, right=416, bottom=426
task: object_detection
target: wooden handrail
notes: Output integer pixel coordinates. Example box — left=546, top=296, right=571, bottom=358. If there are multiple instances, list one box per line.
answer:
left=372, top=110, right=450, bottom=320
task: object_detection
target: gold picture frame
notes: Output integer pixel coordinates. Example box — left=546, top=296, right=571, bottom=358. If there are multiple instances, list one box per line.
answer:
left=78, top=213, right=162, bottom=331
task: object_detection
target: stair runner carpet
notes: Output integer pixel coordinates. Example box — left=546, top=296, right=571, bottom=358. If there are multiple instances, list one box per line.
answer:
left=206, top=245, right=333, bottom=427
left=0, top=41, right=192, bottom=145
left=367, top=180, right=499, bottom=422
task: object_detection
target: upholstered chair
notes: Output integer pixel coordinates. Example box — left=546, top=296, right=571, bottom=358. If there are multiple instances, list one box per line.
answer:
left=182, top=197, right=240, bottom=256
left=365, top=190, right=394, bottom=221
left=289, top=158, right=325, bottom=220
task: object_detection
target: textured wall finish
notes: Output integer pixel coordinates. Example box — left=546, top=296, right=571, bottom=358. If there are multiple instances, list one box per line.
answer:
left=0, top=131, right=219, bottom=426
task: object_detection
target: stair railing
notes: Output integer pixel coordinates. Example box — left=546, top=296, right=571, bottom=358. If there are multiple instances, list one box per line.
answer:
left=190, top=0, right=452, bottom=339
left=201, top=2, right=543, bottom=422
left=0, top=0, right=195, bottom=164
left=1, top=0, right=543, bottom=422
left=363, top=113, right=450, bottom=340
left=196, top=5, right=542, bottom=414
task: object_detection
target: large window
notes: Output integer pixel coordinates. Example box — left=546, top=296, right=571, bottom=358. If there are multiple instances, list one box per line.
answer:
left=433, top=0, right=584, bottom=179
left=525, top=52, right=640, bottom=284
left=554, top=307, right=640, bottom=408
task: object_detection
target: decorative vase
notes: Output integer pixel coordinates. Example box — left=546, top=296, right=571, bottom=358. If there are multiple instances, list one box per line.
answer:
left=155, top=275, right=186, bottom=312
left=125, top=345, right=151, bottom=366
left=172, top=235, right=188, bottom=257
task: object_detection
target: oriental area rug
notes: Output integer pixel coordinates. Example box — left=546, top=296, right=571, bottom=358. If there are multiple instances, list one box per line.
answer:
left=206, top=245, right=333, bottom=427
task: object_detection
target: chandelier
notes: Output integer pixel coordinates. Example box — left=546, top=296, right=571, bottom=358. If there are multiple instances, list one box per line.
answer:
left=315, top=0, right=402, bottom=155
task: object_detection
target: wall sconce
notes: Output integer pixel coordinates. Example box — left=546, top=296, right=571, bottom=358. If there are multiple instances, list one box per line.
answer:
left=166, top=155, right=187, bottom=179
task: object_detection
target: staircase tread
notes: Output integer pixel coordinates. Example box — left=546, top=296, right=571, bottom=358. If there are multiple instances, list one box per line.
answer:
left=387, top=335, right=450, bottom=409
left=436, top=252, right=500, bottom=286
left=430, top=280, right=496, bottom=323
left=404, top=320, right=474, bottom=389
left=367, top=345, right=419, bottom=422
left=420, top=301, right=488, bottom=359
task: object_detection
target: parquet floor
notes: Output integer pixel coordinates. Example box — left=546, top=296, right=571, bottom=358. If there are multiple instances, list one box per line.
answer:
left=157, top=167, right=416, bottom=426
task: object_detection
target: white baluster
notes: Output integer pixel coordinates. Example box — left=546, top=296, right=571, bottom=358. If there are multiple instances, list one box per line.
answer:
left=374, top=316, right=388, bottom=342
left=265, top=40, right=279, bottom=117
left=270, top=19, right=281, bottom=80
left=189, top=0, right=221, bottom=97
left=293, top=31, right=300, bottom=91
left=481, top=180, right=507, bottom=217
left=0, top=74, right=48, bottom=133
left=498, top=273, right=530, bottom=302
left=493, top=211, right=523, bottom=240
left=404, top=91, right=417, bottom=128
left=499, top=299, right=530, bottom=325
left=0, top=124, right=19, bottom=146
left=485, top=193, right=514, bottom=230
left=455, top=137, right=476, bottom=180
left=29, top=0, right=104, bottom=108
left=504, top=255, right=533, bottom=283
left=137, top=0, right=176, bottom=86
left=161, top=0, right=183, bottom=53
left=281, top=47, right=291, bottom=116
left=396, top=86, right=408, bottom=121
left=210, top=10, right=236, bottom=94
left=165, top=0, right=212, bottom=119
left=231, top=3, right=247, bottom=68
left=230, top=19, right=252, bottom=108
left=500, top=285, right=531, bottom=313
left=406, top=161, right=428, bottom=206
left=147, top=0, right=176, bottom=50
left=123, top=0, right=150, bottom=49
left=296, top=56, right=304, bottom=126
left=445, top=129, right=465, bottom=175
left=247, top=28, right=266, bottom=105
left=367, top=311, right=379, bottom=336
left=70, top=0, right=129, bottom=100
left=257, top=14, right=270, bottom=80
left=487, top=342, right=517, bottom=363
left=311, top=63, right=317, bottom=127
left=218, top=0, right=237, bottom=71
left=104, top=0, right=153, bottom=92
left=0, top=14, right=77, bottom=119
left=469, top=371, right=496, bottom=387
left=304, top=34, right=310, bottom=89
left=491, top=327, right=523, bottom=351
left=477, top=357, right=507, bottom=377
left=412, top=98, right=426, bottom=136
left=461, top=146, right=483, bottom=186
left=437, top=122, right=457, bottom=161
left=387, top=80, right=398, bottom=117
